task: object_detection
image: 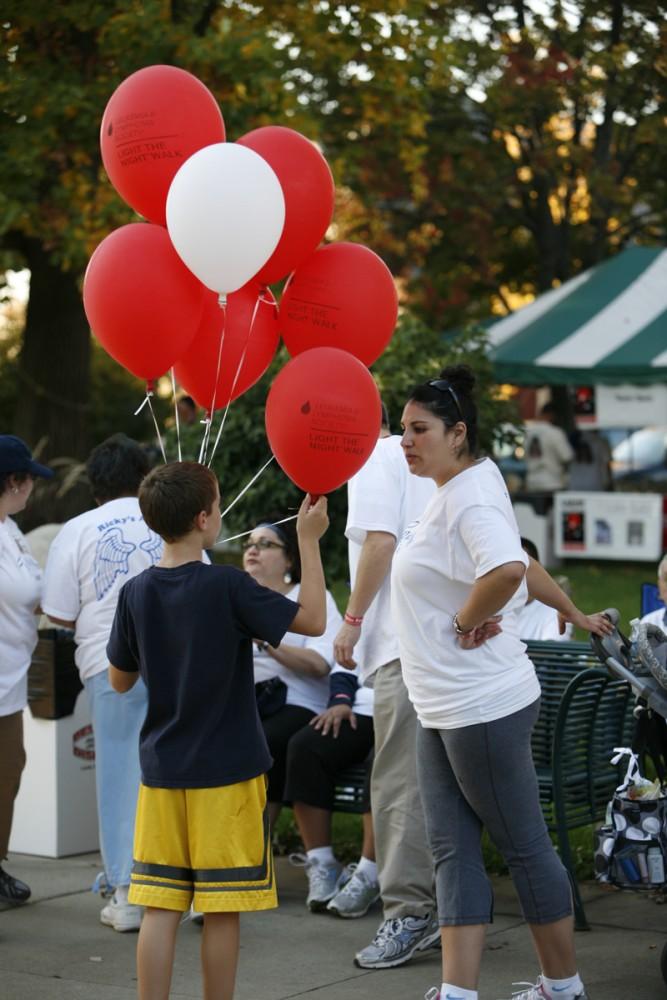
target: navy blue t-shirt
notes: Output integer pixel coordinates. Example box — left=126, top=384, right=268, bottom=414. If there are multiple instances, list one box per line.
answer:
left=107, top=561, right=299, bottom=789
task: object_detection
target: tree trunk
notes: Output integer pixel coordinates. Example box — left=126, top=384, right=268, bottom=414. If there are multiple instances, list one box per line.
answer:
left=14, top=240, right=91, bottom=461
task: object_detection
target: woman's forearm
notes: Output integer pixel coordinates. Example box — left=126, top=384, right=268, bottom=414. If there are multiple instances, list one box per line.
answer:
left=456, top=562, right=526, bottom=631
left=525, top=556, right=576, bottom=618
left=265, top=643, right=329, bottom=678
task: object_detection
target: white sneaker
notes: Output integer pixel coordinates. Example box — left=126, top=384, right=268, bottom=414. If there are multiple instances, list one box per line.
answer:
left=500, top=978, right=589, bottom=1000
left=100, top=885, right=142, bottom=932
left=289, top=852, right=346, bottom=912
left=326, top=863, right=380, bottom=918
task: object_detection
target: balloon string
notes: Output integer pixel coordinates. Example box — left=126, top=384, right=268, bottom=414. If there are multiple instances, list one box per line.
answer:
left=134, top=394, right=151, bottom=416
left=146, top=395, right=167, bottom=464
left=201, top=297, right=227, bottom=465
left=220, top=455, right=275, bottom=519
left=206, top=291, right=265, bottom=469
left=214, top=513, right=297, bottom=548
left=170, top=368, right=182, bottom=462
left=198, top=413, right=211, bottom=465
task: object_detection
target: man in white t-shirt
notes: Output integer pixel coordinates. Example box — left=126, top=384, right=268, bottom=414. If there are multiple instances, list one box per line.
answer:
left=333, top=405, right=438, bottom=970
left=640, top=553, right=667, bottom=630
left=524, top=403, right=574, bottom=492
left=42, top=435, right=162, bottom=933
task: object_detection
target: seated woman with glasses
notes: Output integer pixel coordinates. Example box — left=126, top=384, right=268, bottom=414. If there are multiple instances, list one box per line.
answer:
left=242, top=518, right=342, bottom=827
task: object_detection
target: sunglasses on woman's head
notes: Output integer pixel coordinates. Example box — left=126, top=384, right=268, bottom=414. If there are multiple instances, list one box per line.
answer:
left=242, top=538, right=286, bottom=552
left=427, top=379, right=464, bottom=422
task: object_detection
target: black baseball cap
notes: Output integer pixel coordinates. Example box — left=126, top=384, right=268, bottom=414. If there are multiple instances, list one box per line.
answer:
left=0, top=435, right=54, bottom=479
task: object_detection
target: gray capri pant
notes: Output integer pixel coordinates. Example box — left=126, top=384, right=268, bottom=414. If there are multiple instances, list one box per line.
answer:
left=416, top=697, right=573, bottom=926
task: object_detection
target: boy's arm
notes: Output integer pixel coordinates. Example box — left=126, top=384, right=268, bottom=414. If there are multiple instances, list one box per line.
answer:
left=109, top=663, right=139, bottom=692
left=290, top=495, right=328, bottom=637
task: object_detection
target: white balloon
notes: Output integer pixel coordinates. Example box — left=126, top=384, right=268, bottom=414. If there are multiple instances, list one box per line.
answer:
left=166, top=143, right=285, bottom=294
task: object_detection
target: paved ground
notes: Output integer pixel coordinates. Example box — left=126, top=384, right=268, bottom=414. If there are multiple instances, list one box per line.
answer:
left=0, top=852, right=665, bottom=999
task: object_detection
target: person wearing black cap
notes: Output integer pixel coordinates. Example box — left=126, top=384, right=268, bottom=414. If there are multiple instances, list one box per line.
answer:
left=0, top=435, right=53, bottom=906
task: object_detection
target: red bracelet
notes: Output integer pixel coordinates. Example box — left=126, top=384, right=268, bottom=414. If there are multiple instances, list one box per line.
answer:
left=344, top=612, right=364, bottom=626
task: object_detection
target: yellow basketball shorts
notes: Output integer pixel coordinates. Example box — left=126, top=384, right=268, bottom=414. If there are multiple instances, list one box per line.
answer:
left=128, top=774, right=277, bottom=913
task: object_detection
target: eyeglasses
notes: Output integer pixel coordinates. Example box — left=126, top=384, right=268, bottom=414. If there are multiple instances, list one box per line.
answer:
left=427, top=379, right=464, bottom=422
left=242, top=538, right=286, bottom=552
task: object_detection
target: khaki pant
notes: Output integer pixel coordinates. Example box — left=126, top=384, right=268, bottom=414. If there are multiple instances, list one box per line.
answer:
left=371, top=659, right=435, bottom=919
left=0, top=711, right=25, bottom=860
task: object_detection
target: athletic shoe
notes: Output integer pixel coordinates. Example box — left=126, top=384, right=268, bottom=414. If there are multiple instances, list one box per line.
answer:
left=354, top=912, right=441, bottom=969
left=424, top=989, right=440, bottom=1000
left=289, top=852, right=345, bottom=912
left=0, top=866, right=30, bottom=905
left=100, top=885, right=142, bottom=932
left=326, top=863, right=380, bottom=918
left=500, top=978, right=589, bottom=1000
left=188, top=906, right=204, bottom=926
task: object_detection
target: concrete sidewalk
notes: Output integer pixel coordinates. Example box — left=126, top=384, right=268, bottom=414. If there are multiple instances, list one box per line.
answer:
left=0, top=851, right=665, bottom=999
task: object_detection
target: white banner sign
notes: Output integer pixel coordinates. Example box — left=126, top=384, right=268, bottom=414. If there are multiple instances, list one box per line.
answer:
left=554, top=491, right=664, bottom=561
left=592, top=384, right=667, bottom=429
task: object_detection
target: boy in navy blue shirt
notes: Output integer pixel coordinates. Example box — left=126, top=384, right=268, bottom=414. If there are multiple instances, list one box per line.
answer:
left=108, top=461, right=328, bottom=1000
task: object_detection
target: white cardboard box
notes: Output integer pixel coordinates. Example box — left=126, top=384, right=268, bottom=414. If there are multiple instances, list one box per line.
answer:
left=10, top=689, right=99, bottom=858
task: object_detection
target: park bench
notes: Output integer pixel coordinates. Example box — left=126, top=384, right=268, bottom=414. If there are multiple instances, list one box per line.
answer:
left=526, top=640, right=635, bottom=929
left=332, top=640, right=635, bottom=931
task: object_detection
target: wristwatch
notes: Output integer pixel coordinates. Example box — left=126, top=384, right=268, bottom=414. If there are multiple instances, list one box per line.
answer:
left=453, top=613, right=473, bottom=636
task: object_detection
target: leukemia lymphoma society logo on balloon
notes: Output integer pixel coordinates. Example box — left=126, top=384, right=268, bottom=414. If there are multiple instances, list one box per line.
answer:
left=265, top=348, right=381, bottom=495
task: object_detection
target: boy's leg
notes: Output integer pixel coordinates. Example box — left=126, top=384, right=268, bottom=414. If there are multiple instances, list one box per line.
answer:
left=136, top=907, right=181, bottom=1000
left=201, top=912, right=240, bottom=1000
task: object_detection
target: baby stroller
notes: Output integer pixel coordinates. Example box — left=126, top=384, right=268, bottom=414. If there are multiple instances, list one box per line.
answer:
left=590, top=610, right=667, bottom=987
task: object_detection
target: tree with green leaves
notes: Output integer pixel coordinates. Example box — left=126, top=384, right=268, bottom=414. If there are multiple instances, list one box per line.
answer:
left=2, top=1, right=664, bottom=464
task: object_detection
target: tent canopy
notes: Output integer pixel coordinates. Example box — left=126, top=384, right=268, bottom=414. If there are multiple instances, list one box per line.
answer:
left=488, top=246, right=667, bottom=385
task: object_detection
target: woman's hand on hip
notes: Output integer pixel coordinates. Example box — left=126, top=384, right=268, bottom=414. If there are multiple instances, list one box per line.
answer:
left=456, top=616, right=503, bottom=649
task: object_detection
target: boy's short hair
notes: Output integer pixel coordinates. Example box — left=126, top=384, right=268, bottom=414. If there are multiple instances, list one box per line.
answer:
left=139, top=461, right=218, bottom=543
left=87, top=433, right=149, bottom=503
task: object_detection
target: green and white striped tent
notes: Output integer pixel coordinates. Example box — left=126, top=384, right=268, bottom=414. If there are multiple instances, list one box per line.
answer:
left=489, top=246, right=667, bottom=385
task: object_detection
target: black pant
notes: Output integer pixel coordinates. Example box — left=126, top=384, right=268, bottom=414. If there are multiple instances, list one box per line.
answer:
left=262, top=704, right=316, bottom=803
left=284, top=713, right=374, bottom=811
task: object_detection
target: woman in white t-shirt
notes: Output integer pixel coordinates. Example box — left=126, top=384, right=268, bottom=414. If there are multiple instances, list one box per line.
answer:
left=390, top=367, right=612, bottom=1000
left=0, top=435, right=54, bottom=906
left=243, top=518, right=340, bottom=826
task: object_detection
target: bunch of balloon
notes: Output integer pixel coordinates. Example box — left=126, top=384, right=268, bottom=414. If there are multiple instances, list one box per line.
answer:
left=84, top=65, right=339, bottom=452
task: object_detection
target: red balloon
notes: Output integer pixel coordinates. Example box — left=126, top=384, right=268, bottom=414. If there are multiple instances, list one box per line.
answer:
left=100, top=65, right=225, bottom=225
left=237, top=126, right=334, bottom=284
left=83, top=224, right=206, bottom=380
left=174, top=283, right=280, bottom=411
left=279, top=243, right=398, bottom=366
left=265, top=348, right=381, bottom=494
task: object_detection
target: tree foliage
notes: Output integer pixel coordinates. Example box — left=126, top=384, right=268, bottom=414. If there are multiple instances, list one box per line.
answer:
left=1, top=1, right=665, bottom=470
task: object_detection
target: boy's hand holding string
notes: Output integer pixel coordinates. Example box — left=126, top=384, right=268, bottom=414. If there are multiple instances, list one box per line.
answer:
left=290, top=494, right=329, bottom=638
